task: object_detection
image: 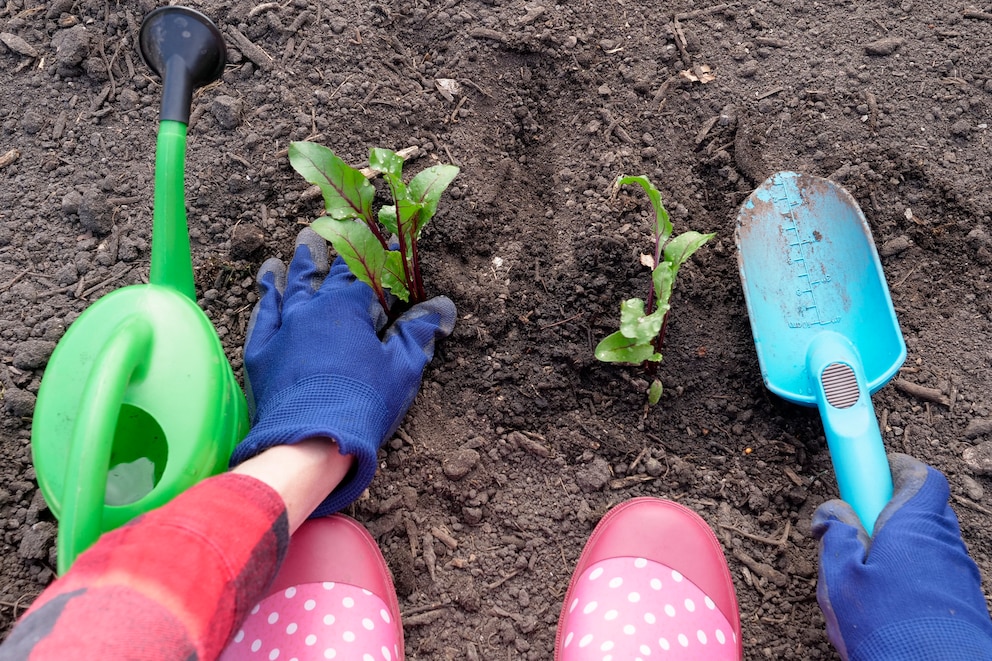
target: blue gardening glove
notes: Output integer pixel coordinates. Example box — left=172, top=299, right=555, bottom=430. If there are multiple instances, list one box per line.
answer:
left=812, top=453, right=992, bottom=660
left=231, top=228, right=456, bottom=516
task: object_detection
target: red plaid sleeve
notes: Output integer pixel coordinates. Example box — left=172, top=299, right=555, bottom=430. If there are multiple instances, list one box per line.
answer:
left=0, top=473, right=289, bottom=661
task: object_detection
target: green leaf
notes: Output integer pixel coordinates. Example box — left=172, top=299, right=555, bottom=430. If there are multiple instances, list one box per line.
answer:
left=382, top=250, right=410, bottom=302
left=617, top=175, right=672, bottom=245
left=664, top=231, right=716, bottom=268
left=651, top=261, right=676, bottom=310
left=311, top=217, right=387, bottom=300
left=648, top=379, right=663, bottom=405
left=378, top=205, right=398, bottom=235
left=408, top=165, right=459, bottom=235
left=395, top=197, right=424, bottom=263
left=289, top=142, right=375, bottom=224
left=368, top=148, right=405, bottom=178
left=619, top=298, right=666, bottom=343
left=594, top=330, right=662, bottom=364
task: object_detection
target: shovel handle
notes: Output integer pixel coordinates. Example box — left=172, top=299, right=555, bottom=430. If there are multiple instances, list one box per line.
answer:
left=56, top=316, right=153, bottom=575
left=807, top=332, right=894, bottom=534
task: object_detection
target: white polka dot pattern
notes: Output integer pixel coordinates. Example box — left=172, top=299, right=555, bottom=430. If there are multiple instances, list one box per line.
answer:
left=558, top=557, right=737, bottom=660
left=219, top=582, right=399, bottom=661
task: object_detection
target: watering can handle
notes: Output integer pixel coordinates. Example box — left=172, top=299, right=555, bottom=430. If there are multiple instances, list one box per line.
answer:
left=56, top=316, right=153, bottom=575
left=807, top=332, right=894, bottom=535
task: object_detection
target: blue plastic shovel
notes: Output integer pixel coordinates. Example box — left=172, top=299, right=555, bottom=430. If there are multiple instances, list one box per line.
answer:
left=735, top=171, right=906, bottom=534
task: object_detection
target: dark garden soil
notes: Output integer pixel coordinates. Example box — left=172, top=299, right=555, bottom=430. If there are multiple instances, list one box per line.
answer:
left=3, top=0, right=992, bottom=658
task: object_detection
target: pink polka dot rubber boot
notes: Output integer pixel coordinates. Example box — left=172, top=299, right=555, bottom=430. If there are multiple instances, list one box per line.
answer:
left=556, top=498, right=742, bottom=660
left=220, top=515, right=403, bottom=661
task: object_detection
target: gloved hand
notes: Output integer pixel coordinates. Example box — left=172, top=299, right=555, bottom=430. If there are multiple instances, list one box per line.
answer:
left=812, top=452, right=992, bottom=660
left=231, top=228, right=456, bottom=516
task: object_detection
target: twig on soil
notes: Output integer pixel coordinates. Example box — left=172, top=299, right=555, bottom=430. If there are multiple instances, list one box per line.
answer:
left=756, top=35, right=790, bottom=48
left=953, top=494, right=992, bottom=516
left=286, top=11, right=312, bottom=36
left=448, top=95, right=468, bottom=124
left=963, top=8, right=992, bottom=20
left=733, top=548, right=789, bottom=587
left=756, top=86, right=785, bottom=100
left=227, top=26, right=273, bottom=70
left=892, top=264, right=918, bottom=288
left=492, top=606, right=523, bottom=622
left=865, top=90, right=879, bottom=131
left=248, top=2, right=281, bottom=18
left=892, top=378, right=950, bottom=407
left=0, top=267, right=30, bottom=291
left=694, top=115, right=720, bottom=145
left=671, top=16, right=690, bottom=61
left=468, top=27, right=508, bottom=44
left=459, top=77, right=493, bottom=98
left=610, top=475, right=655, bottom=490
left=485, top=569, right=520, bottom=590
left=401, top=607, right=449, bottom=626
left=720, top=519, right=791, bottom=548
left=538, top=311, right=584, bottom=331
left=328, top=73, right=355, bottom=100
left=81, top=266, right=133, bottom=299
left=442, top=143, right=457, bottom=166
left=401, top=602, right=448, bottom=618
left=360, top=84, right=380, bottom=105
left=628, top=447, right=650, bottom=472
left=652, top=75, right=682, bottom=103
left=782, top=466, right=804, bottom=487
left=405, top=517, right=419, bottom=559
left=97, top=38, right=115, bottom=102
left=0, top=593, right=39, bottom=618
left=89, top=84, right=111, bottom=116
left=431, top=526, right=458, bottom=550
left=422, top=532, right=437, bottom=582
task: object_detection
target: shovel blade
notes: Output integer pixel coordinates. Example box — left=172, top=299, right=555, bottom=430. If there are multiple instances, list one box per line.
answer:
left=735, top=171, right=905, bottom=404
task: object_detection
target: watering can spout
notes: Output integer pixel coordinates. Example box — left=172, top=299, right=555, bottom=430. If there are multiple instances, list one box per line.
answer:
left=138, top=6, right=227, bottom=125
left=138, top=6, right=228, bottom=299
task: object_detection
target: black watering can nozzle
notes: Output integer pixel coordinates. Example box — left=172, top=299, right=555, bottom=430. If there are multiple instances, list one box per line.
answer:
left=138, top=6, right=227, bottom=124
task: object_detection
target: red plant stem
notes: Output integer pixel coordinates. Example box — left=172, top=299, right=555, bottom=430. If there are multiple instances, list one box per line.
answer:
left=374, top=287, right=391, bottom=315
left=395, top=219, right=416, bottom=301
left=365, top=216, right=389, bottom=249
left=411, top=237, right=425, bottom=302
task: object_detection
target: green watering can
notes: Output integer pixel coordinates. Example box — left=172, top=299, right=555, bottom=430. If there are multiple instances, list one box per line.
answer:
left=31, top=6, right=249, bottom=574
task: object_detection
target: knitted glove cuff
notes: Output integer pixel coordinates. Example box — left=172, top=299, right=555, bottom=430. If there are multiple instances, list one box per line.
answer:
left=852, top=617, right=992, bottom=661
left=230, top=375, right=392, bottom=516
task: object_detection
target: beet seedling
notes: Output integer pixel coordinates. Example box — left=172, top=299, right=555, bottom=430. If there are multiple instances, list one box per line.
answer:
left=595, top=175, right=714, bottom=405
left=288, top=142, right=458, bottom=316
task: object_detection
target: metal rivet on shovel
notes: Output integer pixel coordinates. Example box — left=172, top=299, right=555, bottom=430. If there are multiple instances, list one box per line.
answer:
left=32, top=7, right=248, bottom=575
left=735, top=171, right=906, bottom=534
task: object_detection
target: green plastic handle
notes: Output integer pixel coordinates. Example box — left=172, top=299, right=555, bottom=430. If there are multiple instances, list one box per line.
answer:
left=151, top=120, right=195, bottom=301
left=56, top=316, right=153, bottom=575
